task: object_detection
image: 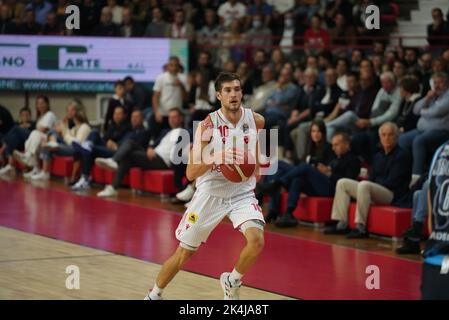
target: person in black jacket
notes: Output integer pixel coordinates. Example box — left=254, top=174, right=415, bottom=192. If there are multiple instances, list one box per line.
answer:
left=103, top=80, right=131, bottom=132
left=71, top=106, right=131, bottom=191
left=258, top=119, right=337, bottom=226
left=396, top=76, right=421, bottom=133
left=325, top=122, right=411, bottom=238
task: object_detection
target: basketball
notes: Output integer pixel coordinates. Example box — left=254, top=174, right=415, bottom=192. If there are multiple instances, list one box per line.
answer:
left=220, top=149, right=256, bottom=183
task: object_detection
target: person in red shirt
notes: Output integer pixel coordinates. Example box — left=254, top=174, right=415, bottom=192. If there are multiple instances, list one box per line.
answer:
left=304, top=14, right=330, bottom=56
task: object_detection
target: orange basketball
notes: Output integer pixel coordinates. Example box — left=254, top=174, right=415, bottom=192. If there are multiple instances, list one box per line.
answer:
left=219, top=149, right=256, bottom=183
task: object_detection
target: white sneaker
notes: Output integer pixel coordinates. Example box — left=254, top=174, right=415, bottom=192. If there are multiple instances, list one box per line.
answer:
left=71, top=176, right=90, bottom=191
left=176, top=184, right=195, bottom=202
left=220, top=272, right=241, bottom=300
left=31, top=170, right=50, bottom=181
left=143, top=292, right=163, bottom=300
left=95, top=158, right=118, bottom=172
left=13, top=150, right=35, bottom=168
left=0, top=164, right=14, bottom=177
left=23, top=167, right=40, bottom=179
left=97, top=185, right=117, bottom=197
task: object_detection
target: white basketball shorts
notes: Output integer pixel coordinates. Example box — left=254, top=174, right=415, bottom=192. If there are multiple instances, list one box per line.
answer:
left=175, top=191, right=265, bottom=249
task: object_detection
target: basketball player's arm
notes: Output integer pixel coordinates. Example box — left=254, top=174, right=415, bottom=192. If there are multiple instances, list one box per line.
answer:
left=185, top=120, right=213, bottom=181
left=253, top=112, right=265, bottom=180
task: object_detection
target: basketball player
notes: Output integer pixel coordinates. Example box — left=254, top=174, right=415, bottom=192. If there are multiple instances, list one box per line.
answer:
left=421, top=140, right=449, bottom=299
left=144, top=72, right=266, bottom=300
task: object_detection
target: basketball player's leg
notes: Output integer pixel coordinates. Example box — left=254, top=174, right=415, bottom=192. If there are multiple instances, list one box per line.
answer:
left=235, top=224, right=265, bottom=274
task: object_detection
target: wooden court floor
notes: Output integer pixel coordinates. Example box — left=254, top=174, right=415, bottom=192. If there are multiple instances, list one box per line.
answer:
left=0, top=226, right=291, bottom=300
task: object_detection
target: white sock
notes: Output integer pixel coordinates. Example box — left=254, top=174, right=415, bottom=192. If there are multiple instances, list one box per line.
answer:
left=229, top=268, right=243, bottom=285
left=149, top=284, right=163, bottom=299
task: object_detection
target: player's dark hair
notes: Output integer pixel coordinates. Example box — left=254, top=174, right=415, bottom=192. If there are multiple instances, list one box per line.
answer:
left=214, top=72, right=241, bottom=92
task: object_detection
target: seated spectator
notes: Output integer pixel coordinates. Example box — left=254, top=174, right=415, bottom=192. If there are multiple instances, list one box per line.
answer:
left=336, top=58, right=350, bottom=91
left=278, top=11, right=306, bottom=59
left=419, top=52, right=434, bottom=96
left=71, top=106, right=131, bottom=191
left=218, top=0, right=246, bottom=28
left=257, top=119, right=336, bottom=225
left=92, top=6, right=119, bottom=37
left=194, top=51, right=218, bottom=85
left=18, top=9, right=41, bottom=35
left=103, top=80, right=130, bottom=132
left=399, top=72, right=449, bottom=186
left=349, top=48, right=364, bottom=73
left=32, top=102, right=91, bottom=182
left=396, top=76, right=421, bottom=133
left=0, top=4, right=17, bottom=34
left=151, top=56, right=187, bottom=143
left=328, top=13, right=356, bottom=58
left=294, top=0, right=320, bottom=24
left=325, top=122, right=411, bottom=238
left=126, top=0, right=149, bottom=26
left=404, top=48, right=420, bottom=72
left=237, top=61, right=254, bottom=99
left=290, top=68, right=342, bottom=160
left=144, top=7, right=168, bottom=38
left=25, top=0, right=53, bottom=25
left=246, top=0, right=273, bottom=28
left=196, top=9, right=221, bottom=48
left=104, top=0, right=123, bottom=25
left=13, top=96, right=57, bottom=176
left=427, top=8, right=449, bottom=48
left=245, top=14, right=272, bottom=50
left=304, top=14, right=330, bottom=56
left=120, top=7, right=144, bottom=37
left=396, top=177, right=429, bottom=254
left=324, top=0, right=353, bottom=28
left=95, top=108, right=185, bottom=197
left=217, top=19, right=245, bottom=66
left=269, top=48, right=286, bottom=77
left=78, top=0, right=101, bottom=36
left=165, top=9, right=194, bottom=41
left=0, top=108, right=34, bottom=177
left=187, top=70, right=216, bottom=126
left=350, top=71, right=402, bottom=163
left=124, top=76, right=148, bottom=111
left=393, top=60, right=407, bottom=82
left=248, top=49, right=267, bottom=88
left=248, top=65, right=277, bottom=113
left=191, top=0, right=217, bottom=30
left=0, top=104, right=14, bottom=141
left=40, top=11, right=63, bottom=35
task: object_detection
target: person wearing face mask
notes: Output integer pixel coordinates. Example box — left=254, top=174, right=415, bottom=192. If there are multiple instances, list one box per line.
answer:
left=245, top=14, right=272, bottom=49
left=279, top=11, right=306, bottom=58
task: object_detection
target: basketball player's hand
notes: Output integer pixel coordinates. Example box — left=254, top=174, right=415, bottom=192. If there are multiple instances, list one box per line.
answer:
left=147, top=148, right=156, bottom=160
left=213, top=149, right=244, bottom=165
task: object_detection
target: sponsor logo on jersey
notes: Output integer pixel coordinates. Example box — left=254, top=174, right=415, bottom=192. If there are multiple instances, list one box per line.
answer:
left=188, top=213, right=198, bottom=224
left=242, top=123, right=249, bottom=133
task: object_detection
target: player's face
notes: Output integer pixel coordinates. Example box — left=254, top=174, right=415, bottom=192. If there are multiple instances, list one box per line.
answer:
left=217, top=80, right=242, bottom=112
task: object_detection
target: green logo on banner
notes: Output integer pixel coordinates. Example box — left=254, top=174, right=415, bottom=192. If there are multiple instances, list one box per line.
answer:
left=37, top=45, right=94, bottom=70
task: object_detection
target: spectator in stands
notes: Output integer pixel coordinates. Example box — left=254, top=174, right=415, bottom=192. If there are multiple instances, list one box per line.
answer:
left=127, top=0, right=149, bottom=26
left=191, top=0, right=217, bottom=30
left=324, top=0, right=353, bottom=28
left=218, top=18, right=245, bottom=66
left=404, top=48, right=420, bottom=72
left=329, top=13, right=356, bottom=58
left=40, top=11, right=63, bottom=35
left=218, top=0, right=246, bottom=27
left=120, top=7, right=143, bottom=37
left=396, top=76, right=421, bottom=133
left=92, top=6, right=119, bottom=37
left=95, top=108, right=185, bottom=198
left=248, top=49, right=268, bottom=88
left=245, top=14, right=272, bottom=49
left=257, top=119, right=336, bottom=226
left=124, top=76, right=148, bottom=111
left=194, top=51, right=218, bottom=84
left=13, top=95, right=58, bottom=177
left=187, top=70, right=216, bottom=126
left=393, top=60, right=407, bottom=82
left=249, top=65, right=277, bottom=113
left=427, top=8, right=449, bottom=49
left=0, top=108, right=34, bottom=178
left=144, top=7, right=167, bottom=38
left=0, top=4, right=17, bottom=34
left=25, top=0, right=53, bottom=26
left=351, top=71, right=402, bottom=163
left=0, top=104, right=14, bottom=141
left=151, top=56, right=187, bottom=142
left=289, top=68, right=342, bottom=161
left=278, top=11, right=306, bottom=59
left=294, top=0, right=320, bottom=24
left=336, top=58, right=349, bottom=91
left=419, top=52, right=434, bottom=96
left=261, top=67, right=300, bottom=143
left=269, top=48, right=286, bottom=77
left=399, top=72, right=449, bottom=186
left=104, top=0, right=123, bottom=25
left=237, top=61, right=254, bottom=98
left=71, top=106, right=131, bottom=191
left=304, top=14, right=330, bottom=55
left=246, top=0, right=273, bottom=28
left=196, top=9, right=221, bottom=47
left=166, top=8, right=194, bottom=41
left=18, top=9, right=41, bottom=35
left=349, top=48, right=363, bottom=73
left=103, top=80, right=129, bottom=132
left=32, top=102, right=91, bottom=182
left=325, top=122, right=411, bottom=238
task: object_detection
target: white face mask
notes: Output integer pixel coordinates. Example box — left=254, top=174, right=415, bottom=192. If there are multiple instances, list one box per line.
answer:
left=285, top=19, right=293, bottom=28
left=252, top=20, right=262, bottom=29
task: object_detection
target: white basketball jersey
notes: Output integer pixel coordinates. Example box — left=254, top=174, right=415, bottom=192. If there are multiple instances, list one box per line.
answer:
left=195, top=107, right=258, bottom=198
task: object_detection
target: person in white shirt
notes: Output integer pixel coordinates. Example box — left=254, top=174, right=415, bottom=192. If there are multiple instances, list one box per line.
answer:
left=13, top=95, right=57, bottom=176
left=31, top=102, right=91, bottom=182
left=218, top=0, right=246, bottom=27
left=151, top=56, right=187, bottom=141
left=96, top=108, right=185, bottom=197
